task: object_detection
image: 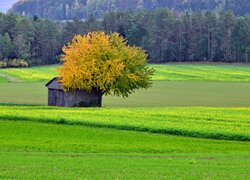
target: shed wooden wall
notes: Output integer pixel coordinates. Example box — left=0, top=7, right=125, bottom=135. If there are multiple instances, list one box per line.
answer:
left=47, top=78, right=102, bottom=107
left=48, top=89, right=65, bottom=106
left=64, top=90, right=102, bottom=107
left=48, top=89, right=102, bottom=107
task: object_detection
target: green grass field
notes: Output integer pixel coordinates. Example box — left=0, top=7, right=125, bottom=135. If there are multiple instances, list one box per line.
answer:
left=0, top=120, right=249, bottom=179
left=0, top=64, right=249, bottom=179
left=0, top=105, right=249, bottom=141
left=153, top=64, right=250, bottom=82
left=0, top=81, right=250, bottom=107
left=1, top=64, right=250, bottom=107
left=0, top=76, right=8, bottom=83
left=1, top=64, right=250, bottom=82
left=1, top=152, right=249, bottom=179
left=0, top=65, right=57, bottom=82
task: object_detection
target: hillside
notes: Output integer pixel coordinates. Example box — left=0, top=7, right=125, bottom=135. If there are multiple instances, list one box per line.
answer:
left=9, top=0, right=250, bottom=20
left=0, top=0, right=18, bottom=13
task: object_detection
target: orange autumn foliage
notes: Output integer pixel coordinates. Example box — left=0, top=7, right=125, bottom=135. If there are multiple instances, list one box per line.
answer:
left=58, top=31, right=154, bottom=97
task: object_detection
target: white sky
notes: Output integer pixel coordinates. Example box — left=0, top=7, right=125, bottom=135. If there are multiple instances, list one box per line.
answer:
left=0, top=0, right=19, bottom=13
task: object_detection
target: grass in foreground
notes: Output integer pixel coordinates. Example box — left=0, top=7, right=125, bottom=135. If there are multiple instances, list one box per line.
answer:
left=0, top=105, right=249, bottom=141
left=0, top=120, right=249, bottom=179
left=1, top=120, right=249, bottom=153
left=1, top=152, right=249, bottom=179
left=1, top=64, right=250, bottom=82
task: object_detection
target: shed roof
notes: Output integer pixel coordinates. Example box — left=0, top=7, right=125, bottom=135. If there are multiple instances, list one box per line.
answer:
left=45, top=77, right=63, bottom=90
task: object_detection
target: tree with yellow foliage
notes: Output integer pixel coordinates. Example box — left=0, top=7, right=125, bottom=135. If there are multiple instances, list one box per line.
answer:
left=58, top=31, right=154, bottom=106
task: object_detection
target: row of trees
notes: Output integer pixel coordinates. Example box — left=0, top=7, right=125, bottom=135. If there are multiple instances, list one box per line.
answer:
left=67, top=10, right=250, bottom=63
left=10, top=0, right=250, bottom=20
left=0, top=10, right=250, bottom=65
left=0, top=13, right=60, bottom=65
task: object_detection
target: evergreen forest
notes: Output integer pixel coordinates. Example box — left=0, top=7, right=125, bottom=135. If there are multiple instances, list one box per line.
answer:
left=0, top=10, right=250, bottom=66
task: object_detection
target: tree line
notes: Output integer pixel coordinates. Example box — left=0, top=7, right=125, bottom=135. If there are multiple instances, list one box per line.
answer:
left=0, top=10, right=250, bottom=67
left=10, top=0, right=250, bottom=20
left=0, top=13, right=60, bottom=66
left=103, top=10, right=250, bottom=63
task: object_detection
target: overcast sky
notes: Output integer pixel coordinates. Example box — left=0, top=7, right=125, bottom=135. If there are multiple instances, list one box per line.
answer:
left=0, top=0, right=19, bottom=13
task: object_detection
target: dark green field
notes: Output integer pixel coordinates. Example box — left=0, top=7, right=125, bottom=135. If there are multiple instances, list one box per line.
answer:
left=0, top=81, right=250, bottom=107
left=0, top=64, right=249, bottom=179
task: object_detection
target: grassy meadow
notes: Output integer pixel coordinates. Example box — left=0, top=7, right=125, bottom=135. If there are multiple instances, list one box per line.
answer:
left=1, top=64, right=250, bottom=82
left=0, top=64, right=250, bottom=178
left=153, top=64, right=250, bottom=81
left=1, top=152, right=249, bottom=179
left=0, top=105, right=249, bottom=141
left=1, top=64, right=250, bottom=107
left=1, top=81, right=250, bottom=107
left=0, top=120, right=249, bottom=179
left=0, top=76, right=8, bottom=83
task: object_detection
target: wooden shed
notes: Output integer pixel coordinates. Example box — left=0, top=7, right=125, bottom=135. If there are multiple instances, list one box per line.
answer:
left=45, top=77, right=102, bottom=107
